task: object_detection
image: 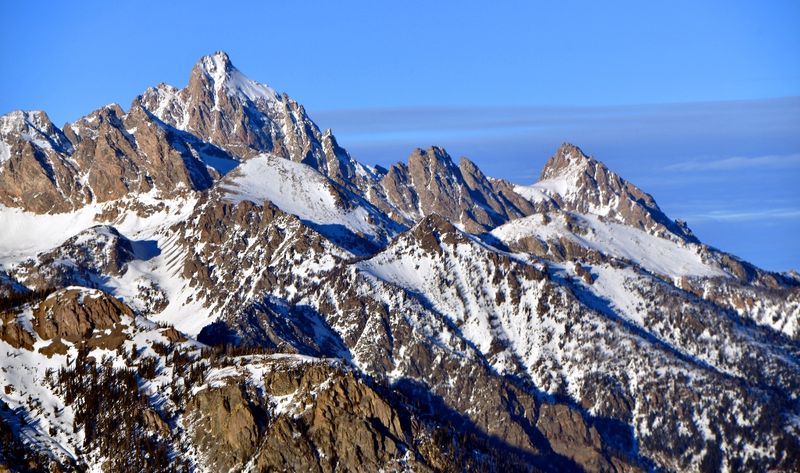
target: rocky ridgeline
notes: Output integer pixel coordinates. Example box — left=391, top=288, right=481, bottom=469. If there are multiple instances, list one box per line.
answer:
left=1, top=52, right=798, bottom=472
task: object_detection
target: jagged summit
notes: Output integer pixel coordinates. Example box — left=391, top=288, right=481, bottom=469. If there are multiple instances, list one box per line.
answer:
left=136, top=51, right=359, bottom=177
left=538, top=142, right=593, bottom=181
left=373, top=146, right=535, bottom=232
left=1, top=110, right=52, bottom=131
left=517, top=143, right=698, bottom=242
left=0, top=110, right=73, bottom=156
left=192, top=51, right=279, bottom=104
left=198, top=50, right=234, bottom=74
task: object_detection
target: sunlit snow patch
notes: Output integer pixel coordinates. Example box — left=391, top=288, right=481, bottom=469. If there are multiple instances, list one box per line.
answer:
left=220, top=154, right=395, bottom=246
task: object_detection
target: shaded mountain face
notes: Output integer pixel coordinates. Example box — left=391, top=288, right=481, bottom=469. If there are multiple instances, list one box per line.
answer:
left=1, top=52, right=798, bottom=473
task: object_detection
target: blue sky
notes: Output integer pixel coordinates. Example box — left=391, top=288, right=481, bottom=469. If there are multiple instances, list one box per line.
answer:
left=1, top=1, right=798, bottom=271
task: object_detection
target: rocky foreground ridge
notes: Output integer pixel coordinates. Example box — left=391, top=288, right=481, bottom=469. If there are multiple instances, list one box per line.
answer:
left=0, top=52, right=798, bottom=472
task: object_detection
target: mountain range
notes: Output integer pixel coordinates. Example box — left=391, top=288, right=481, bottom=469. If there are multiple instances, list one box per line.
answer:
left=0, top=52, right=798, bottom=472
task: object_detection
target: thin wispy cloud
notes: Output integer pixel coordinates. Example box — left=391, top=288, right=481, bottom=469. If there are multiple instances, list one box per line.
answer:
left=313, top=97, right=800, bottom=146
left=683, top=208, right=800, bottom=223
left=311, top=97, right=800, bottom=179
left=664, top=153, right=800, bottom=172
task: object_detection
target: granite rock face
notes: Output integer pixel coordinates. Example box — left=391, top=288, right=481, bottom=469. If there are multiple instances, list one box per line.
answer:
left=30, top=288, right=130, bottom=343
left=0, top=103, right=226, bottom=213
left=137, top=52, right=361, bottom=185
left=0, top=111, right=84, bottom=213
left=373, top=147, right=536, bottom=232
left=185, top=360, right=506, bottom=473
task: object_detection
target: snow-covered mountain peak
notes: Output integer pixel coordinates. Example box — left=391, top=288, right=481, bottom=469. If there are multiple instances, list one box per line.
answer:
left=199, top=50, right=233, bottom=74
left=0, top=110, right=72, bottom=156
left=133, top=51, right=348, bottom=169
left=1, top=110, right=52, bottom=133
left=515, top=142, right=602, bottom=204
left=516, top=144, right=699, bottom=242
left=538, top=142, right=593, bottom=181
left=193, top=51, right=279, bottom=104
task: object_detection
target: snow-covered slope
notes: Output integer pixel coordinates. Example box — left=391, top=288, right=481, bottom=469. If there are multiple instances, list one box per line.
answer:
left=0, top=194, right=195, bottom=263
left=492, top=212, right=724, bottom=279
left=354, top=216, right=800, bottom=471
left=0, top=194, right=206, bottom=338
left=220, top=154, right=401, bottom=248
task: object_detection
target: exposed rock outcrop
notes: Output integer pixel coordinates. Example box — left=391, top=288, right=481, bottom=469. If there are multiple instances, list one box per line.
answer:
left=138, top=51, right=361, bottom=184
left=376, top=146, right=535, bottom=232
left=0, top=111, right=85, bottom=213
left=32, top=287, right=130, bottom=343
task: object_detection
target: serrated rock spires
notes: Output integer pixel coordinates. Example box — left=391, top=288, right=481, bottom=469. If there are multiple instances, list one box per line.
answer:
left=0, top=101, right=224, bottom=213
left=138, top=51, right=362, bottom=184
left=374, top=146, right=536, bottom=232
left=0, top=110, right=86, bottom=212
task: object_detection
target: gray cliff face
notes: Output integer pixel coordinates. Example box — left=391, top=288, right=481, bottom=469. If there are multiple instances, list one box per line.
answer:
left=1, top=52, right=798, bottom=473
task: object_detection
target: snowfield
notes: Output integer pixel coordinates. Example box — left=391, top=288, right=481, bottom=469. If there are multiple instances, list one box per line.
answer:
left=492, top=212, right=727, bottom=278
left=221, top=153, right=398, bottom=245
